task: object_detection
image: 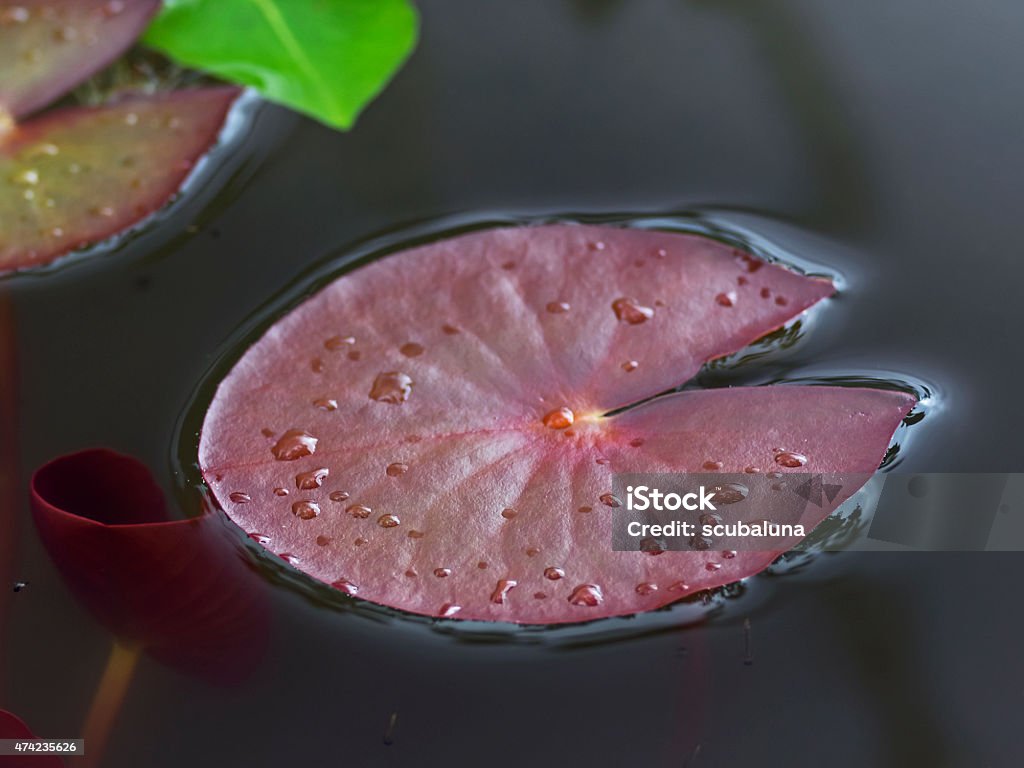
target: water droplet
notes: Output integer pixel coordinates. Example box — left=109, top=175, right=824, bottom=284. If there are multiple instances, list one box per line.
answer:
left=705, top=561, right=722, bottom=572
left=774, top=450, right=807, bottom=468
left=332, top=578, right=358, bottom=596
left=316, top=535, right=331, bottom=546
left=405, top=569, right=417, bottom=577
left=347, top=504, right=371, bottom=519
left=279, top=553, right=299, bottom=565
left=329, top=490, right=350, bottom=502
left=248, top=533, right=270, bottom=546
left=690, top=519, right=721, bottom=543
left=736, top=253, right=764, bottom=272
left=123, top=112, right=138, bottom=126
left=490, top=579, right=518, bottom=604
left=1, top=7, right=29, bottom=25
left=501, top=260, right=516, bottom=270
left=370, top=372, right=413, bottom=404
left=28, top=142, right=58, bottom=158
left=577, top=505, right=592, bottom=514
left=525, top=547, right=540, bottom=557
left=229, top=491, right=251, bottom=504
left=292, top=500, right=320, bottom=520
left=295, top=467, right=329, bottom=490
left=722, top=549, right=737, bottom=559
left=273, top=487, right=289, bottom=497
left=324, top=335, right=355, bottom=350
left=774, top=296, right=788, bottom=306
left=546, top=301, right=570, bottom=314
left=595, top=457, right=610, bottom=465
left=91, top=205, right=115, bottom=218
left=407, top=529, right=425, bottom=539
left=542, top=406, right=574, bottom=429
left=386, top=462, right=409, bottom=477
left=636, top=582, right=658, bottom=596
left=640, top=537, right=666, bottom=555
left=599, top=493, right=621, bottom=508
left=668, top=581, right=689, bottom=592
left=441, top=323, right=460, bottom=335
left=102, top=1, right=126, bottom=17
left=612, top=297, right=654, bottom=325
left=347, top=350, right=362, bottom=361
left=760, top=287, right=771, bottom=299
left=587, top=241, right=606, bottom=252
left=433, top=568, right=451, bottom=578
left=737, top=275, right=749, bottom=286
left=568, top=584, right=603, bottom=606
left=477, top=561, right=488, bottom=570
left=544, top=567, right=564, bottom=580
left=709, top=483, right=748, bottom=504
left=501, top=508, right=517, bottom=520
left=744, top=466, right=761, bottom=474
left=534, top=591, right=547, bottom=600
left=271, top=429, right=318, bottom=461
left=702, top=460, right=723, bottom=471
left=261, top=427, right=275, bottom=438
left=11, top=169, right=38, bottom=186
left=439, top=603, right=461, bottom=617
left=310, top=358, right=324, bottom=373
left=313, top=398, right=338, bottom=411
left=354, top=537, right=367, bottom=546
left=699, top=512, right=723, bottom=527
left=629, top=437, right=645, bottom=448
left=377, top=513, right=400, bottom=528
left=622, top=360, right=639, bottom=372
left=715, top=291, right=737, bottom=307
left=400, top=342, right=424, bottom=357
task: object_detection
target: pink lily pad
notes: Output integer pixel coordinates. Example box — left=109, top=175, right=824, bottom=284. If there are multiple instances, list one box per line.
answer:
left=0, top=0, right=159, bottom=121
left=0, top=87, right=239, bottom=273
left=198, top=225, right=915, bottom=623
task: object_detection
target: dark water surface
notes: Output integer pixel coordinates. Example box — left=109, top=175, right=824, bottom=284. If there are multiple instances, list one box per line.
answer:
left=4, top=1, right=1024, bottom=765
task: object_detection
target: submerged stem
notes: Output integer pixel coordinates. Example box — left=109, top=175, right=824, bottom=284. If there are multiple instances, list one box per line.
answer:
left=81, top=641, right=141, bottom=768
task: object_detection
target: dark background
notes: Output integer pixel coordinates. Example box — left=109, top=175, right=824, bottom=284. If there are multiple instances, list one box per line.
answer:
left=4, top=1, right=1023, bottom=765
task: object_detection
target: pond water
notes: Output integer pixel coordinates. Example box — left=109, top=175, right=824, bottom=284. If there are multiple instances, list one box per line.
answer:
left=4, top=1, right=1023, bottom=765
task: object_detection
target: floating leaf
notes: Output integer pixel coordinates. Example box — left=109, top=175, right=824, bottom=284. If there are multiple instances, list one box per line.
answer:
left=198, top=225, right=914, bottom=623
left=31, top=449, right=268, bottom=683
left=0, top=710, right=63, bottom=766
left=0, top=0, right=159, bottom=120
left=0, top=87, right=239, bottom=273
left=144, top=0, right=419, bottom=130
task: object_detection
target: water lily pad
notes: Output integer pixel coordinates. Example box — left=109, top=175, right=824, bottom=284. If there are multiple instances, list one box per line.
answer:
left=199, top=225, right=914, bottom=623
left=0, top=87, right=239, bottom=273
left=0, top=0, right=159, bottom=120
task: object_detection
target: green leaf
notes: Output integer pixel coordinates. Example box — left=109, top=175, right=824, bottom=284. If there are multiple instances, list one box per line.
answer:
left=142, top=0, right=418, bottom=130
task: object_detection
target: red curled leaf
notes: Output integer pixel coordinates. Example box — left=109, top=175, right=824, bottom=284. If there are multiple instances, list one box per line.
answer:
left=0, top=710, right=63, bottom=767
left=199, top=225, right=915, bottom=623
left=0, top=0, right=160, bottom=120
left=0, top=87, right=240, bottom=273
left=30, top=449, right=268, bottom=684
